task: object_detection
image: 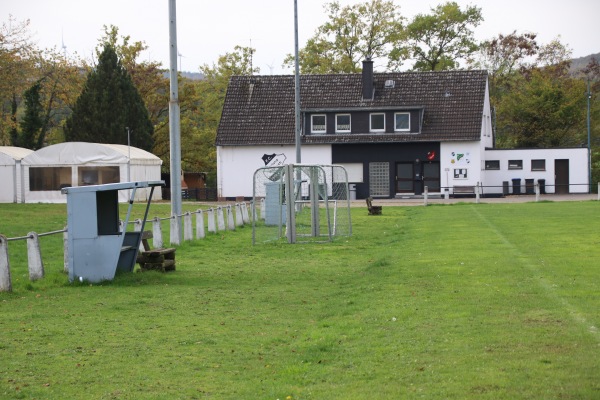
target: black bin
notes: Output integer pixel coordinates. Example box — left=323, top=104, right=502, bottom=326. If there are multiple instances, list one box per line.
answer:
left=525, top=179, right=535, bottom=194
left=512, top=178, right=521, bottom=195
left=502, top=181, right=509, bottom=196
left=538, top=179, right=546, bottom=194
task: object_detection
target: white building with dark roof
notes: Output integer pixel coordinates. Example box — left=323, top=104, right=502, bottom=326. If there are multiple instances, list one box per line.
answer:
left=216, top=61, right=588, bottom=199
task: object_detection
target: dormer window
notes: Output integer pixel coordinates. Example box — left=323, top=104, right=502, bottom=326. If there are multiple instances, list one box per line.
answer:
left=311, top=114, right=326, bottom=134
left=394, top=112, right=410, bottom=132
left=336, top=114, right=351, bottom=133
left=370, top=113, right=385, bottom=132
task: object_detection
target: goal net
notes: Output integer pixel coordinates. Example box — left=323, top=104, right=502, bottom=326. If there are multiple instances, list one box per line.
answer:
left=252, top=164, right=352, bottom=244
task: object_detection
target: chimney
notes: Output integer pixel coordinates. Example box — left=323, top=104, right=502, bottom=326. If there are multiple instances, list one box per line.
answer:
left=362, top=58, right=374, bottom=100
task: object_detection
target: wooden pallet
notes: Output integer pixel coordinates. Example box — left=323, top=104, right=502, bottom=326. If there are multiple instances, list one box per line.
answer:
left=136, top=231, right=176, bottom=272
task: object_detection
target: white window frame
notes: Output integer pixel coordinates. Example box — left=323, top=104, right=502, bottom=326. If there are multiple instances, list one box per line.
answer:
left=394, top=112, right=410, bottom=132
left=311, top=114, right=327, bottom=134
left=370, top=113, right=385, bottom=133
left=335, top=114, right=351, bottom=133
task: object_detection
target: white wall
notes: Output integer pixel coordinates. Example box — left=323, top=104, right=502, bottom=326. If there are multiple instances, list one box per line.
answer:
left=217, top=145, right=332, bottom=198
left=440, top=142, right=483, bottom=192
left=0, top=165, right=15, bottom=203
left=484, top=148, right=589, bottom=194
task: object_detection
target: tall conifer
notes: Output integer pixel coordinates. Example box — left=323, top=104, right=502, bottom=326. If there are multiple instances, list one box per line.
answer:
left=64, top=44, right=153, bottom=150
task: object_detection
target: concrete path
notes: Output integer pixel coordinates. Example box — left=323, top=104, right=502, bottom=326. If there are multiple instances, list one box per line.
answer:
left=356, top=193, right=599, bottom=207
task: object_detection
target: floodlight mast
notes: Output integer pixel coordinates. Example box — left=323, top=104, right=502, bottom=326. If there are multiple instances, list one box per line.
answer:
left=168, top=0, right=182, bottom=223
left=294, top=0, right=301, bottom=164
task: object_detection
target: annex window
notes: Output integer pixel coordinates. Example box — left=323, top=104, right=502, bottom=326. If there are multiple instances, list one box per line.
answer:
left=485, top=160, right=500, bottom=170
left=311, top=114, right=326, bottom=134
left=508, top=160, right=523, bottom=170
left=370, top=113, right=385, bottom=132
left=531, top=159, right=546, bottom=171
left=335, top=114, right=351, bottom=133
left=29, top=167, right=72, bottom=191
left=369, top=162, right=390, bottom=197
left=394, top=112, right=410, bottom=132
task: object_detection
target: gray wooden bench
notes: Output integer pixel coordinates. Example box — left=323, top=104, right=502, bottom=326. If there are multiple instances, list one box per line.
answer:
left=452, top=186, right=476, bottom=197
left=136, top=231, right=176, bottom=272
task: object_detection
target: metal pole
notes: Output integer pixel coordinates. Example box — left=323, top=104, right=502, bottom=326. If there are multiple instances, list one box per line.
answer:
left=168, top=0, right=182, bottom=222
left=294, top=0, right=301, bottom=163
left=126, top=127, right=131, bottom=182
left=587, top=79, right=592, bottom=193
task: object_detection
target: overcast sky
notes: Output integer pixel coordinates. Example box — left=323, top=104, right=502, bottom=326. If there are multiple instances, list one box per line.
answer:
left=4, top=0, right=600, bottom=74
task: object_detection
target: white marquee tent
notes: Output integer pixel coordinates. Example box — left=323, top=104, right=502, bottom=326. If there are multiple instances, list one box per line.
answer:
left=0, top=146, right=34, bottom=203
left=20, top=142, right=163, bottom=203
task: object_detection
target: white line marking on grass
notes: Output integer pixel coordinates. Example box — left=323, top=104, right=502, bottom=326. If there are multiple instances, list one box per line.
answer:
left=471, top=206, right=600, bottom=341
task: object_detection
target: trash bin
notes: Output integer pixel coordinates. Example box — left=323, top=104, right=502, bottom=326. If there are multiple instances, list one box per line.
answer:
left=512, top=178, right=521, bottom=195
left=525, top=179, right=535, bottom=194
left=502, top=181, right=509, bottom=196
left=349, top=184, right=357, bottom=200
left=538, top=179, right=546, bottom=194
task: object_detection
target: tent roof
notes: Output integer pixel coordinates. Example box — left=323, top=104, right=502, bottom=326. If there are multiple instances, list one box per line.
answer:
left=22, top=142, right=162, bottom=166
left=0, top=146, right=34, bottom=165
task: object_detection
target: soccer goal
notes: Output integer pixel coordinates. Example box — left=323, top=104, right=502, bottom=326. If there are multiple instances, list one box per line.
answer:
left=252, top=164, right=352, bottom=244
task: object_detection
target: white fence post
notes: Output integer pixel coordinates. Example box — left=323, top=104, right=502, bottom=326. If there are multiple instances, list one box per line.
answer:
left=207, top=208, right=216, bottom=233
left=535, top=183, right=540, bottom=202
left=183, top=212, right=193, bottom=241
left=423, top=186, right=428, bottom=206
left=63, top=228, right=69, bottom=273
left=0, top=234, right=12, bottom=292
left=476, top=183, right=480, bottom=204
left=152, top=217, right=164, bottom=248
left=217, top=207, right=226, bottom=231
left=242, top=202, right=250, bottom=224
left=196, top=209, right=205, bottom=239
left=27, top=232, right=44, bottom=281
left=227, top=205, right=235, bottom=230
left=235, top=203, right=244, bottom=227
left=170, top=215, right=181, bottom=245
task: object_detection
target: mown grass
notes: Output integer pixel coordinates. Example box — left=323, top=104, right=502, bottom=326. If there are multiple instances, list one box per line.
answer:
left=0, top=201, right=599, bottom=399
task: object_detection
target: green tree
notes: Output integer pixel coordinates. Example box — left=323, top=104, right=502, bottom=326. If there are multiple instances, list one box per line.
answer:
left=18, top=79, right=44, bottom=149
left=391, top=1, right=482, bottom=71
left=97, top=25, right=169, bottom=127
left=496, top=68, right=586, bottom=148
left=0, top=16, right=38, bottom=145
left=154, top=46, right=256, bottom=184
left=284, top=0, right=403, bottom=73
left=64, top=44, right=154, bottom=150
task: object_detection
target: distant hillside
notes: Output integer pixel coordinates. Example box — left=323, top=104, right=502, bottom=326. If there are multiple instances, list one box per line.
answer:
left=162, top=71, right=204, bottom=80
left=570, top=52, right=599, bottom=76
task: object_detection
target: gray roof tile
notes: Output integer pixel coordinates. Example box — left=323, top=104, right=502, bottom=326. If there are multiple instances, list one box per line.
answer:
left=216, top=70, right=488, bottom=146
